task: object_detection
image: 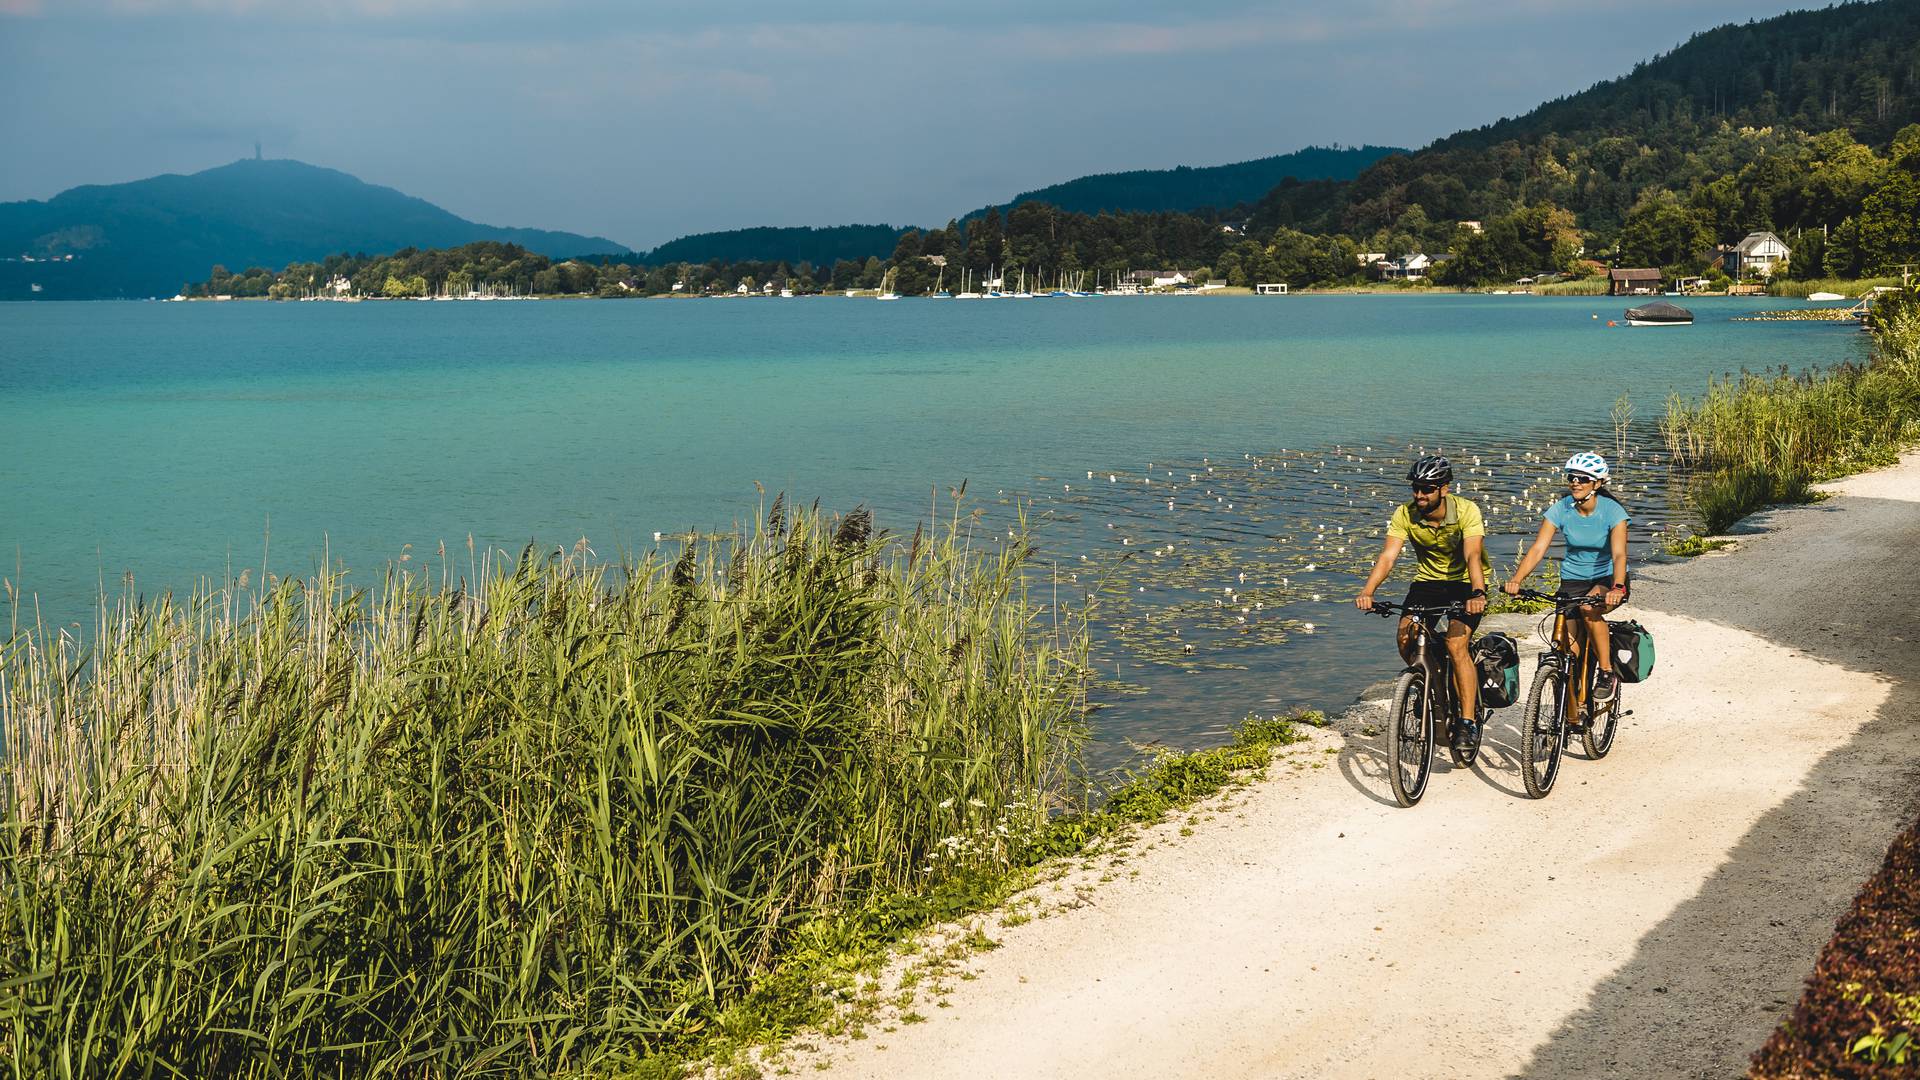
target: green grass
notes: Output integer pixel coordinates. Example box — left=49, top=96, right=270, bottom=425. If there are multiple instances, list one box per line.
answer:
left=1531, top=278, right=1608, bottom=296
left=0, top=500, right=1089, bottom=1076
left=1661, top=533, right=1735, bottom=558
left=1767, top=276, right=1904, bottom=299
left=1663, top=296, right=1920, bottom=533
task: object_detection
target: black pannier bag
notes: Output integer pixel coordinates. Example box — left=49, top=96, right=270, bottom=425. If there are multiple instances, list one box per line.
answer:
left=1472, top=632, right=1521, bottom=708
left=1608, top=620, right=1656, bottom=682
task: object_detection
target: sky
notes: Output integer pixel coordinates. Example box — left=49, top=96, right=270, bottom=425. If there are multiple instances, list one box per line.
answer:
left=1, top=1, right=1819, bottom=251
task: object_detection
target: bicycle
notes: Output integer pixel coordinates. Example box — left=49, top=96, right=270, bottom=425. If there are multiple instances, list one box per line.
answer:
left=1509, top=589, right=1632, bottom=798
left=1363, top=600, right=1487, bottom=807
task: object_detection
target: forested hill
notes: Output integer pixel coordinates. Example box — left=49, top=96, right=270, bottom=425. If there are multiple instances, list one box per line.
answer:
left=639, top=225, right=912, bottom=269
left=981, top=145, right=1403, bottom=218
left=1251, top=0, right=1920, bottom=240
left=0, top=159, right=623, bottom=299
left=628, top=147, right=1397, bottom=268
left=1440, top=1, right=1920, bottom=154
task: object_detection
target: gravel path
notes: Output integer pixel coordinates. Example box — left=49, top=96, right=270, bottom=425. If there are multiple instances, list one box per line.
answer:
left=797, top=452, right=1920, bottom=1080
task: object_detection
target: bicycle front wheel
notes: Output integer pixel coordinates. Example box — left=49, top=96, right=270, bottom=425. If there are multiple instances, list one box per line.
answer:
left=1520, top=665, right=1565, bottom=798
left=1387, top=670, right=1433, bottom=807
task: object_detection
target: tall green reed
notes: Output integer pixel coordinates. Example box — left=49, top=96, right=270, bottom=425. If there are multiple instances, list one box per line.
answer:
left=0, top=500, right=1087, bottom=1076
left=1766, top=276, right=1903, bottom=299
left=1663, top=301, right=1920, bottom=532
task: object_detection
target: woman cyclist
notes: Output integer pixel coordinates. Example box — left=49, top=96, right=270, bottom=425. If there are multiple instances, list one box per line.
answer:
left=1502, top=451, right=1631, bottom=704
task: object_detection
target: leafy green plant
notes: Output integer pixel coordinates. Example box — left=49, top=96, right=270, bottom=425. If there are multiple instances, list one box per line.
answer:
left=1661, top=533, right=1734, bottom=557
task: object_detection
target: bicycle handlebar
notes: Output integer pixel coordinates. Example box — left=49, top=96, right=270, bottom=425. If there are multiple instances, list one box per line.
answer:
left=1510, top=588, right=1608, bottom=609
left=1364, top=600, right=1468, bottom=619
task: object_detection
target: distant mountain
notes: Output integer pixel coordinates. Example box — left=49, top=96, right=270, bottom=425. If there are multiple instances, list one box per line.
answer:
left=640, top=224, right=912, bottom=269
left=0, top=159, right=624, bottom=299
left=623, top=147, right=1401, bottom=268
left=974, top=145, right=1404, bottom=219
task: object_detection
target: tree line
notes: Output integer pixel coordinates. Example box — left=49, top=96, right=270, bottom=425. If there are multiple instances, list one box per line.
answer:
left=193, top=121, right=1920, bottom=300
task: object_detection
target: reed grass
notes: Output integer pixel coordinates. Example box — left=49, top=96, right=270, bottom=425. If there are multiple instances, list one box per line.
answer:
left=1664, top=298, right=1920, bottom=533
left=0, top=500, right=1089, bottom=1076
left=1530, top=278, right=1609, bottom=296
left=1767, top=277, right=1904, bottom=299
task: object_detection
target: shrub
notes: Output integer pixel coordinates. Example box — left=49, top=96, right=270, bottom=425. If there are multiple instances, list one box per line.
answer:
left=1751, top=815, right=1920, bottom=1077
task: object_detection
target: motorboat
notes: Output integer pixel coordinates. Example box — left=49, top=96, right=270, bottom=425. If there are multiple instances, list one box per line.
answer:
left=1624, top=300, right=1692, bottom=326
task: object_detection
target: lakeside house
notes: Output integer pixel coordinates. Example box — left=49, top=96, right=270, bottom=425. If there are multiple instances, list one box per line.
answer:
left=1608, top=268, right=1663, bottom=295
left=1729, top=231, right=1791, bottom=279
left=1371, top=253, right=1434, bottom=281
left=1255, top=283, right=1290, bottom=294
left=1128, top=269, right=1190, bottom=289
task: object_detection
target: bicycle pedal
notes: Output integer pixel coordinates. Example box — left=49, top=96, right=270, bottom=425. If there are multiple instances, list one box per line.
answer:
left=1621, top=709, right=1634, bottom=717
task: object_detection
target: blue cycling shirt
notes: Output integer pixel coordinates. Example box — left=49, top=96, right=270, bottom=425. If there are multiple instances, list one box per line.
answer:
left=1545, top=495, right=1630, bottom=581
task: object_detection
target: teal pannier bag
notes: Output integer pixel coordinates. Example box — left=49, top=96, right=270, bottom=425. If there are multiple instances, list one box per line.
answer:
left=1472, top=632, right=1521, bottom=708
left=1608, top=620, right=1656, bottom=682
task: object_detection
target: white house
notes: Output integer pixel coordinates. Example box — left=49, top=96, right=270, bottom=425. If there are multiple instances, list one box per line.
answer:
left=1728, top=231, right=1791, bottom=279
left=1127, top=269, right=1189, bottom=289
left=1255, top=283, right=1290, bottom=295
left=1375, top=254, right=1432, bottom=280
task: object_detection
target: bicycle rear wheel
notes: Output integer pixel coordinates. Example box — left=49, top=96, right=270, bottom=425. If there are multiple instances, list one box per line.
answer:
left=1583, top=683, right=1620, bottom=759
left=1520, top=665, right=1565, bottom=798
left=1386, top=670, right=1433, bottom=807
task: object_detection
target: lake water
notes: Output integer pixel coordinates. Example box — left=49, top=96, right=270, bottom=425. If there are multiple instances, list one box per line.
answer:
left=0, top=295, right=1865, bottom=755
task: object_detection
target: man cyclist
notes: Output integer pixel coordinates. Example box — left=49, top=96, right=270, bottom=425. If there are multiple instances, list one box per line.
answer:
left=1355, top=455, right=1490, bottom=753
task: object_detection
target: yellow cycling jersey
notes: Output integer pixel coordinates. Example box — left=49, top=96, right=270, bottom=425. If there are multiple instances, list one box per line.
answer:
left=1387, top=494, right=1490, bottom=583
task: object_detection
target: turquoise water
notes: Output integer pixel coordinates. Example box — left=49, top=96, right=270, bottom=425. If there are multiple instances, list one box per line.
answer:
left=0, top=295, right=1864, bottom=750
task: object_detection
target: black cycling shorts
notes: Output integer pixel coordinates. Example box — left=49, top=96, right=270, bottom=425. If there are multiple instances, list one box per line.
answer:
left=1558, top=574, right=1631, bottom=602
left=1402, top=580, right=1483, bottom=633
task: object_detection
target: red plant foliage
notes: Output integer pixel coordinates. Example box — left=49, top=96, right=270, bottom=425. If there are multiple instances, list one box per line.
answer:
left=1751, top=815, right=1920, bottom=1078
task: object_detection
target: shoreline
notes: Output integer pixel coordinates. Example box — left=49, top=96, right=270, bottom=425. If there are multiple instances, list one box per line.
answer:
left=782, top=449, right=1920, bottom=1079
left=151, top=285, right=1826, bottom=302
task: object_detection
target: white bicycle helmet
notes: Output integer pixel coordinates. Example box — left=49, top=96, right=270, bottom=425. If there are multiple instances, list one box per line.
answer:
left=1564, top=451, right=1610, bottom=481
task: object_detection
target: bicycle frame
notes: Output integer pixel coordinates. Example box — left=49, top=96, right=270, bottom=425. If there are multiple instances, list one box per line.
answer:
left=1403, top=611, right=1461, bottom=734
left=1535, top=597, right=1604, bottom=722
left=1369, top=601, right=1469, bottom=739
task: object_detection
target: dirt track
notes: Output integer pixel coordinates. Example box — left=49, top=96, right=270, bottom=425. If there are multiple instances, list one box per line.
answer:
left=798, top=452, right=1920, bottom=1080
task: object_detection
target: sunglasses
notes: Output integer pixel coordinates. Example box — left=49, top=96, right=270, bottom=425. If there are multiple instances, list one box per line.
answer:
left=1410, top=483, right=1442, bottom=494
left=1565, top=473, right=1598, bottom=485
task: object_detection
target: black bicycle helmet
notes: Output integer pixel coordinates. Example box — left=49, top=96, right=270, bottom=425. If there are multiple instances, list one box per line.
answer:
left=1406, top=455, right=1453, bottom=485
